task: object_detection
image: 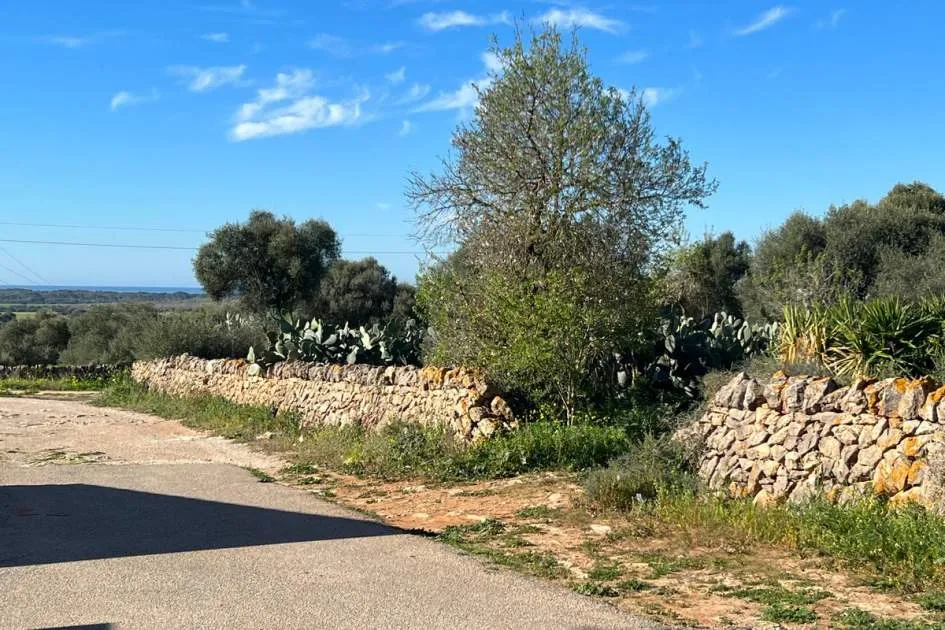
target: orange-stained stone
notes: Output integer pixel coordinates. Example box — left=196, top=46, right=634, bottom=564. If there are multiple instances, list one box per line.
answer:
left=907, top=460, right=927, bottom=486
left=900, top=436, right=923, bottom=457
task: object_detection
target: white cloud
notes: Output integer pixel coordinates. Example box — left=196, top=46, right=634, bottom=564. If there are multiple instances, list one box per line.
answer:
left=398, top=120, right=413, bottom=137
left=418, top=10, right=511, bottom=31
left=688, top=29, right=703, bottom=48
left=641, top=86, right=682, bottom=107
left=373, top=41, right=405, bottom=54
left=230, top=69, right=367, bottom=141
left=395, top=82, right=431, bottom=104
left=617, top=50, right=648, bottom=64
left=482, top=51, right=504, bottom=74
left=536, top=8, right=624, bottom=34
left=168, top=65, right=247, bottom=92
left=816, top=8, right=847, bottom=29
left=414, top=50, right=501, bottom=114
left=734, top=5, right=793, bottom=36
left=375, top=202, right=391, bottom=211
left=39, top=31, right=123, bottom=49
left=309, top=34, right=405, bottom=56
left=201, top=32, right=230, bottom=43
left=109, top=89, right=159, bottom=111
left=308, top=33, right=353, bottom=57
left=414, top=81, right=483, bottom=112
left=386, top=66, right=407, bottom=84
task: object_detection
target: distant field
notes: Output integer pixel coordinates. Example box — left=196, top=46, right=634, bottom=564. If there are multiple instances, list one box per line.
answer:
left=12, top=312, right=34, bottom=320
left=0, top=288, right=209, bottom=316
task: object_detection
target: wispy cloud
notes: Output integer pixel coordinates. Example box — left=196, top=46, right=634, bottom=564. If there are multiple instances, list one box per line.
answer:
left=167, top=65, right=247, bottom=92
left=414, top=52, right=497, bottom=114
left=536, top=8, right=624, bottom=34
left=201, top=32, right=230, bottom=43
left=734, top=5, right=793, bottom=36
left=395, top=82, right=431, bottom=105
left=816, top=8, right=847, bottom=29
left=39, top=31, right=123, bottom=49
left=637, top=87, right=683, bottom=108
left=417, top=10, right=511, bottom=31
left=308, top=34, right=405, bottom=57
left=195, top=0, right=285, bottom=18
left=230, top=69, right=368, bottom=141
left=767, top=67, right=783, bottom=80
left=398, top=119, right=413, bottom=137
left=308, top=33, right=353, bottom=56
left=617, top=50, right=648, bottom=64
left=688, top=29, right=703, bottom=48
left=110, top=89, right=159, bottom=111
left=386, top=66, right=407, bottom=84
left=373, top=41, right=405, bottom=54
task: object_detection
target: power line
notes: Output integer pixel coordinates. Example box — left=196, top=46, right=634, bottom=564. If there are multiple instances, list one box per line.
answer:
left=0, top=238, right=433, bottom=255
left=0, top=220, right=409, bottom=238
left=0, top=259, right=37, bottom=285
left=0, top=245, right=47, bottom=284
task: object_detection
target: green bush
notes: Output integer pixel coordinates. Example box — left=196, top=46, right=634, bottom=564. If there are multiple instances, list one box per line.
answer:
left=584, top=435, right=698, bottom=509
left=136, top=307, right=265, bottom=360
left=0, top=312, right=71, bottom=365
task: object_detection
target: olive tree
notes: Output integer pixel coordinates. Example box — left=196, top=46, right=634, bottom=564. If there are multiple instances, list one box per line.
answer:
left=410, top=27, right=716, bottom=416
left=194, top=210, right=340, bottom=315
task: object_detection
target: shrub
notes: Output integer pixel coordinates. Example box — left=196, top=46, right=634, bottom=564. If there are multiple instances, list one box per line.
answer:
left=584, top=435, right=698, bottom=509
left=136, top=307, right=265, bottom=360
left=0, top=312, right=71, bottom=365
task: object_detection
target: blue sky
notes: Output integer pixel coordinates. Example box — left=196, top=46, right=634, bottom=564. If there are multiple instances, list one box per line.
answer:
left=2, top=1, right=943, bottom=288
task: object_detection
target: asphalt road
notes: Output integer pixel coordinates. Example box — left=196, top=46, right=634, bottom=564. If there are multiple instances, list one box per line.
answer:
left=0, top=397, right=659, bottom=630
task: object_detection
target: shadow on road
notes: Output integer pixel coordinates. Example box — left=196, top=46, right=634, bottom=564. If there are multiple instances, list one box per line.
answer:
left=0, top=484, right=396, bottom=567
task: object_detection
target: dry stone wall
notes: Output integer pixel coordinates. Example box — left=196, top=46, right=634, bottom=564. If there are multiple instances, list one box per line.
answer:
left=689, top=372, right=945, bottom=508
left=132, top=355, right=516, bottom=441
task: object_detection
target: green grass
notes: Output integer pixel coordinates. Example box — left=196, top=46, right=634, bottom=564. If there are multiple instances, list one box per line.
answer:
left=587, top=561, right=624, bottom=581
left=833, top=607, right=945, bottom=629
left=0, top=375, right=110, bottom=395
left=572, top=582, right=620, bottom=597
left=917, top=591, right=945, bottom=612
left=617, top=578, right=653, bottom=593
left=246, top=467, right=275, bottom=483
left=437, top=519, right=567, bottom=579
left=97, top=377, right=634, bottom=482
left=727, top=585, right=832, bottom=606
left=607, top=492, right=945, bottom=594
left=760, top=603, right=817, bottom=624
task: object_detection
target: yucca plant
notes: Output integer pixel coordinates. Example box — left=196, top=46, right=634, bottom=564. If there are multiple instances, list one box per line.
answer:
left=823, top=297, right=941, bottom=378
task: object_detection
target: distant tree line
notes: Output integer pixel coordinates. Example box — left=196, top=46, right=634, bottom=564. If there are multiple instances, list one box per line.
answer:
left=665, top=181, right=945, bottom=322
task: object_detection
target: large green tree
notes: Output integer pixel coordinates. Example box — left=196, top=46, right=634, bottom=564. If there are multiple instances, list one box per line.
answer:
left=663, top=232, right=750, bottom=320
left=410, top=27, right=716, bottom=415
left=194, top=210, right=340, bottom=315
left=312, top=257, right=398, bottom=325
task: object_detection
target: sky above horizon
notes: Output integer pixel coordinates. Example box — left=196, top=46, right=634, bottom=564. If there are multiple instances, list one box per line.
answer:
left=2, top=1, right=944, bottom=288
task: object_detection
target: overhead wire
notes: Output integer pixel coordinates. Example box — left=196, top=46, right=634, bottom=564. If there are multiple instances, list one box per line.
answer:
left=0, top=238, right=435, bottom=255
left=0, top=245, right=47, bottom=284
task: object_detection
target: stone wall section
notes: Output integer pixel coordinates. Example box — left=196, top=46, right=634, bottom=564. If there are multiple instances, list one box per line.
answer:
left=689, top=372, right=945, bottom=508
left=131, top=355, right=516, bottom=440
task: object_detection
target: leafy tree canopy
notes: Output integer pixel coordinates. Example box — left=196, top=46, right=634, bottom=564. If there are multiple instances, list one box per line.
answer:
left=663, top=232, right=750, bottom=320
left=411, top=26, right=716, bottom=415
left=194, top=210, right=340, bottom=315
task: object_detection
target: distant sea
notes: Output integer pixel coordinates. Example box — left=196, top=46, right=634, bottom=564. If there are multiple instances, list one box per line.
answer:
left=6, top=285, right=205, bottom=295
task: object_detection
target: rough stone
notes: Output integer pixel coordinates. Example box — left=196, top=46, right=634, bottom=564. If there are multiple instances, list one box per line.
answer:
left=803, top=377, right=837, bottom=413
left=132, top=355, right=516, bottom=441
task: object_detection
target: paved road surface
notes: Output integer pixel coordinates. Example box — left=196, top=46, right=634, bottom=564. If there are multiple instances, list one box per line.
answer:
left=0, top=397, right=659, bottom=630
